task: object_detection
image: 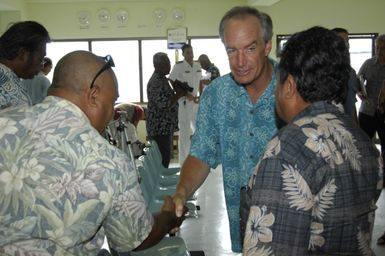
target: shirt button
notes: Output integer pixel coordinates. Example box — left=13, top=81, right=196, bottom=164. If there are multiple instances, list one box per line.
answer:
left=249, top=110, right=254, bottom=114
left=249, top=132, right=254, bottom=137
left=249, top=155, right=253, bottom=159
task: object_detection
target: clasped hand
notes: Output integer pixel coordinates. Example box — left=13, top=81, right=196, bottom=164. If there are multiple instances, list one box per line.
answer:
left=161, top=196, right=188, bottom=234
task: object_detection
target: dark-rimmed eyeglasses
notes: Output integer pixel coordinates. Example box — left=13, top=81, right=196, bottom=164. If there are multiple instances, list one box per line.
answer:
left=90, top=55, right=115, bottom=89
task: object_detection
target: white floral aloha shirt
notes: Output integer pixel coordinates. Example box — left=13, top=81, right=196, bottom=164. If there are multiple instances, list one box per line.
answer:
left=242, top=101, right=383, bottom=255
left=0, top=96, right=153, bottom=256
left=190, top=59, right=278, bottom=253
left=0, top=63, right=31, bottom=109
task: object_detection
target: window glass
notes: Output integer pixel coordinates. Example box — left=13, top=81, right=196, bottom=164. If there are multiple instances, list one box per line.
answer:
left=46, top=41, right=89, bottom=82
left=349, top=38, right=373, bottom=73
left=92, top=40, right=139, bottom=103
left=191, top=38, right=230, bottom=77
left=141, top=39, right=177, bottom=102
left=277, top=34, right=376, bottom=113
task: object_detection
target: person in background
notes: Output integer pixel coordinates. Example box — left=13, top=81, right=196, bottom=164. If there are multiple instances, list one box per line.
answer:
left=198, top=54, right=221, bottom=95
left=0, top=21, right=50, bottom=109
left=172, top=6, right=278, bottom=252
left=0, top=50, right=185, bottom=255
left=23, top=56, right=53, bottom=104
left=241, top=26, right=382, bottom=255
left=41, top=56, right=53, bottom=76
left=146, top=52, right=186, bottom=167
left=169, top=43, right=202, bottom=165
left=332, top=27, right=360, bottom=123
left=372, top=36, right=385, bottom=244
left=357, top=34, right=385, bottom=190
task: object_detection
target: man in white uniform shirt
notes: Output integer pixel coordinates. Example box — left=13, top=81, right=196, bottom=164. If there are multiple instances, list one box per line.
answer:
left=169, top=44, right=202, bottom=165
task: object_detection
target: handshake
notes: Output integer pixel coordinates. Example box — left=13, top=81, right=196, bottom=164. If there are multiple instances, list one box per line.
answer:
left=171, top=79, right=194, bottom=94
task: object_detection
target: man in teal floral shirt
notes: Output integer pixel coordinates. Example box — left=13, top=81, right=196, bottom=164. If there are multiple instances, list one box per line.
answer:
left=242, top=27, right=382, bottom=255
left=0, top=51, right=183, bottom=255
left=172, top=6, right=278, bottom=252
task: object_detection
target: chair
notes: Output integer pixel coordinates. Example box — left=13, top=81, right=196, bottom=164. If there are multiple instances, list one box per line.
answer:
left=146, top=140, right=180, bottom=176
left=142, top=147, right=179, bottom=188
left=142, top=142, right=200, bottom=218
left=137, top=156, right=175, bottom=213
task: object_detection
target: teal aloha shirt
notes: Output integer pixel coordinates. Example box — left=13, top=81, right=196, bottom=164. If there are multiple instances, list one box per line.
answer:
left=190, top=60, right=278, bottom=252
left=0, top=96, right=153, bottom=255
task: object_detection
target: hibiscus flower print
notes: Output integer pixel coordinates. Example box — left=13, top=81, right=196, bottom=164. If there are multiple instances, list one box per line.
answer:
left=243, top=205, right=275, bottom=255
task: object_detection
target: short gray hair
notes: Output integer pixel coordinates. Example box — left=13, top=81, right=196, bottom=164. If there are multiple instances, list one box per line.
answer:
left=218, top=6, right=273, bottom=44
left=153, top=52, right=168, bottom=66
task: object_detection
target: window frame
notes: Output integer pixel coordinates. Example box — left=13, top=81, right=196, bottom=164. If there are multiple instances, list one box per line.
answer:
left=47, top=36, right=227, bottom=104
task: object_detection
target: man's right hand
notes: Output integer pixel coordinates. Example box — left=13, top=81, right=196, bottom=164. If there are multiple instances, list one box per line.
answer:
left=172, top=193, right=187, bottom=218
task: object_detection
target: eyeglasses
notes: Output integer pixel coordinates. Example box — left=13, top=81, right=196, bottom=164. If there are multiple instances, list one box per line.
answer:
left=90, top=55, right=115, bottom=88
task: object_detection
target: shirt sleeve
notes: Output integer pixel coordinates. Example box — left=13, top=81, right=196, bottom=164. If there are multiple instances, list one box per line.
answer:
left=358, top=59, right=369, bottom=78
left=189, top=84, right=220, bottom=168
left=103, top=152, right=153, bottom=252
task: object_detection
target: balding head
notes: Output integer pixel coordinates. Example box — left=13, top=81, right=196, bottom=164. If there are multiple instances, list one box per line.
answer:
left=50, top=51, right=102, bottom=92
left=49, top=50, right=119, bottom=133
left=198, top=54, right=211, bottom=70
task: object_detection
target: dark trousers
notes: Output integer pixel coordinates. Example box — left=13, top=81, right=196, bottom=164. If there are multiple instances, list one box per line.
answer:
left=359, top=111, right=385, bottom=171
left=149, top=134, right=173, bottom=168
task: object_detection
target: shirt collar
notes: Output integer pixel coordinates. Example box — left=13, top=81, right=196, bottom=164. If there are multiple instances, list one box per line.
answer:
left=0, top=63, right=21, bottom=81
left=45, top=96, right=92, bottom=124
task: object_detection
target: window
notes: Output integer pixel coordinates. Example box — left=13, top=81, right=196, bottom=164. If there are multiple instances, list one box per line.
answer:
left=47, top=38, right=230, bottom=104
left=47, top=34, right=376, bottom=104
left=276, top=33, right=377, bottom=70
left=349, top=33, right=377, bottom=73
left=276, top=34, right=290, bottom=58
left=46, top=41, right=89, bottom=82
left=276, top=33, right=378, bottom=112
left=141, top=39, right=177, bottom=102
left=91, top=40, right=139, bottom=103
left=191, top=38, right=230, bottom=77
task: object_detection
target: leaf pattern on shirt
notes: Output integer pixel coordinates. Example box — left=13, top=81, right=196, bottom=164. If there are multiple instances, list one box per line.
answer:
left=262, top=136, right=281, bottom=159
left=281, top=164, right=313, bottom=211
left=295, top=113, right=361, bottom=170
left=377, top=157, right=384, bottom=189
left=282, top=164, right=337, bottom=249
left=312, top=179, right=337, bottom=219
left=0, top=240, right=51, bottom=256
left=309, top=222, right=325, bottom=250
left=0, top=118, right=17, bottom=139
left=244, top=245, right=273, bottom=256
left=0, top=97, right=153, bottom=255
left=357, top=228, right=372, bottom=256
left=243, top=205, right=274, bottom=256
left=34, top=199, right=99, bottom=248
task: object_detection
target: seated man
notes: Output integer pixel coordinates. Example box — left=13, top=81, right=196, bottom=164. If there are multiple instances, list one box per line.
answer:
left=241, top=27, right=382, bottom=255
left=0, top=50, right=184, bottom=255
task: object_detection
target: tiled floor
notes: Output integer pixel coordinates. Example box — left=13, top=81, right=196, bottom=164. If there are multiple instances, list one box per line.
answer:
left=177, top=164, right=385, bottom=256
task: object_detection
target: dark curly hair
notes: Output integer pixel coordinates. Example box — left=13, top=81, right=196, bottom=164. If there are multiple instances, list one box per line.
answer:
left=0, top=21, right=50, bottom=60
left=278, top=26, right=350, bottom=104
